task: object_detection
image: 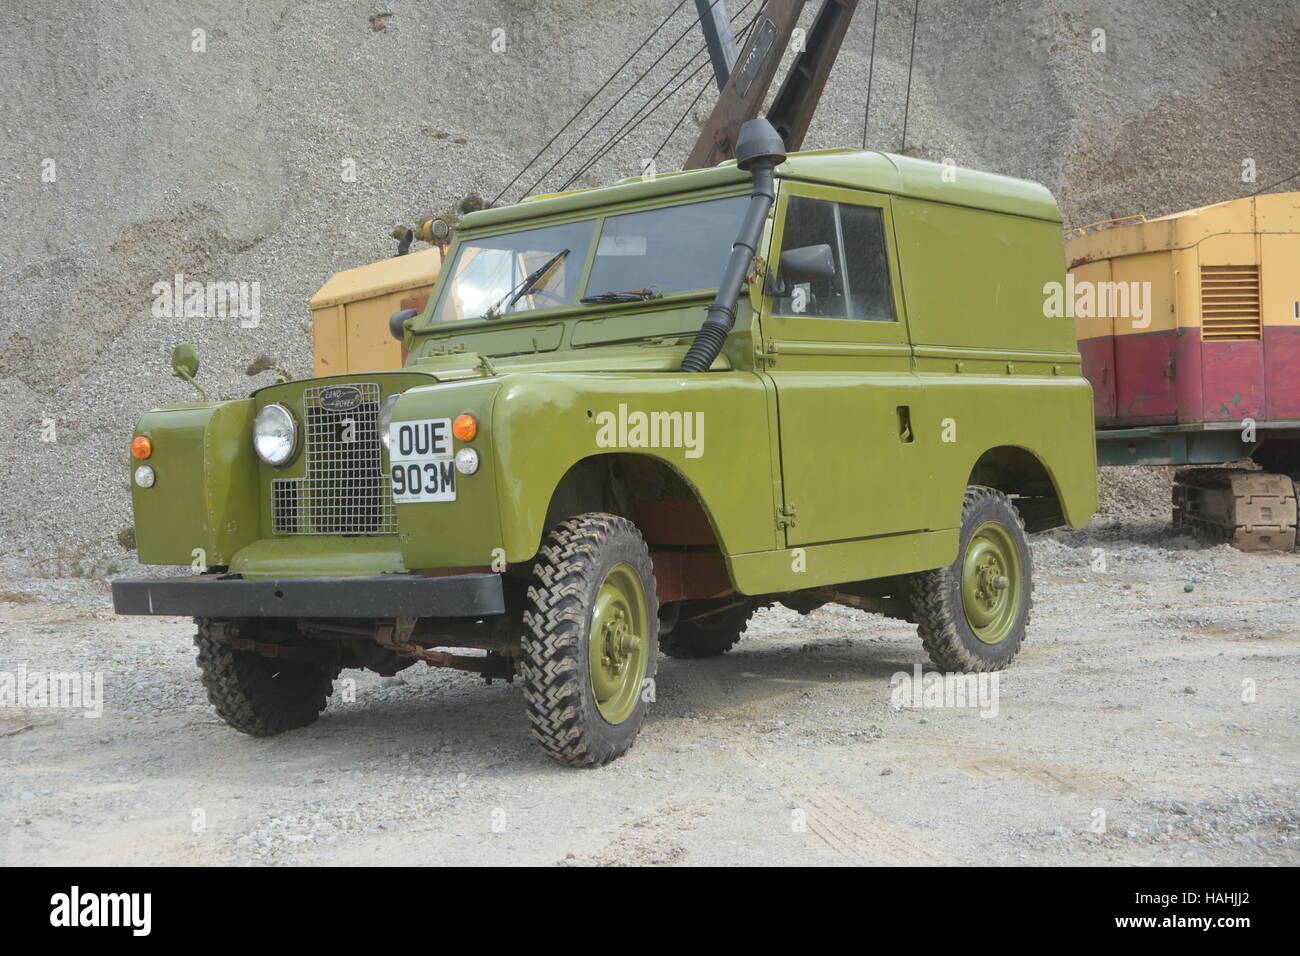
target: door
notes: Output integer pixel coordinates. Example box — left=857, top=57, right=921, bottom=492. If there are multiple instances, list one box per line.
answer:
left=763, top=184, right=923, bottom=546
left=1070, top=258, right=1118, bottom=424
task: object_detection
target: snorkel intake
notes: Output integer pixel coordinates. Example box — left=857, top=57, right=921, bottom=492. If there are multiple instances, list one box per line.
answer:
left=679, top=118, right=787, bottom=373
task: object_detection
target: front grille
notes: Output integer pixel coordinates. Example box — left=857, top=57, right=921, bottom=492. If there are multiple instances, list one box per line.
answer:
left=1200, top=265, right=1261, bottom=341
left=271, top=382, right=398, bottom=535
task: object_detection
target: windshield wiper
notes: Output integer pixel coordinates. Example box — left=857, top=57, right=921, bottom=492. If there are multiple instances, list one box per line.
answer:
left=484, top=248, right=571, bottom=319
left=580, top=288, right=662, bottom=304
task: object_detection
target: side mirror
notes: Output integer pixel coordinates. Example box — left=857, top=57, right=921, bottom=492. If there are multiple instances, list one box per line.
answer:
left=171, top=343, right=200, bottom=380
left=390, top=308, right=417, bottom=341
left=170, top=343, right=209, bottom=401
left=767, top=244, right=836, bottom=295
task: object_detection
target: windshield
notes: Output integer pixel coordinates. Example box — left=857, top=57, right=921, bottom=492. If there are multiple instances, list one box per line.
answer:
left=433, top=219, right=594, bottom=321
left=431, top=194, right=749, bottom=323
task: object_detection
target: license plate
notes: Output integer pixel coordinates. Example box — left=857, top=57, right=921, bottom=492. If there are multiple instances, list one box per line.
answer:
left=389, top=418, right=456, bottom=502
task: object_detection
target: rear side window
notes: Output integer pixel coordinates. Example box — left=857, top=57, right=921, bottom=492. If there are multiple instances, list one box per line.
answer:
left=774, top=196, right=895, bottom=321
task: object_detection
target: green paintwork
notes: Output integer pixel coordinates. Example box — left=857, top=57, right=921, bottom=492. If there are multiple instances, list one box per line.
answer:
left=131, top=400, right=259, bottom=567
left=126, top=147, right=1097, bottom=603
left=461, top=149, right=1059, bottom=232
left=588, top=562, right=650, bottom=723
left=960, top=521, right=1022, bottom=644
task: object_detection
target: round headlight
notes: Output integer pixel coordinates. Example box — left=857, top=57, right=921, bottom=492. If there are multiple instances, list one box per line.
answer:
left=134, top=465, right=156, bottom=488
left=454, top=447, right=480, bottom=475
left=379, top=394, right=400, bottom=450
left=254, top=403, right=297, bottom=466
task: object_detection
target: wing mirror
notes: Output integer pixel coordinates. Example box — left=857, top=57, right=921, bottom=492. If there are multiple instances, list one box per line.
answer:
left=390, top=308, right=418, bottom=341
left=766, top=244, right=836, bottom=295
left=170, top=343, right=209, bottom=400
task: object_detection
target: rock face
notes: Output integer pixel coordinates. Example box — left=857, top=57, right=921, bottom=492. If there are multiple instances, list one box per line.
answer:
left=1, top=1, right=1296, bottom=566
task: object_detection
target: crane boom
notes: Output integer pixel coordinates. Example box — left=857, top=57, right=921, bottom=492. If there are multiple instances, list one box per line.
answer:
left=684, top=0, right=859, bottom=170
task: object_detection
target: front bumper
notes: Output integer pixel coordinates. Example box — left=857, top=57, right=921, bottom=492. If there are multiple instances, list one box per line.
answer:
left=111, top=573, right=505, bottom=619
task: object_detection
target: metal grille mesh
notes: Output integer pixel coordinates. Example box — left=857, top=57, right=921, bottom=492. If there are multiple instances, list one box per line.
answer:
left=271, top=382, right=397, bottom=535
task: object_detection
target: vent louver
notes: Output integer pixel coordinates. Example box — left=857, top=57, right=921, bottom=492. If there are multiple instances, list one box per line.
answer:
left=1200, top=265, right=1261, bottom=341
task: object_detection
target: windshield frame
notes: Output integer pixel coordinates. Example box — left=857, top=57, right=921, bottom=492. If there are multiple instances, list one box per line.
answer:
left=422, top=183, right=752, bottom=330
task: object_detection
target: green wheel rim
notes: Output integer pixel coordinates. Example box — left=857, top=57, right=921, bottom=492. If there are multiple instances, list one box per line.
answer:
left=588, top=562, right=650, bottom=724
left=960, top=521, right=1022, bottom=645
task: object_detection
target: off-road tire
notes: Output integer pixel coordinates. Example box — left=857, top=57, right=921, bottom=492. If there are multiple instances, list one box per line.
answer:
left=659, top=601, right=755, bottom=658
left=906, top=486, right=1033, bottom=672
left=194, top=619, right=337, bottom=736
left=520, top=514, right=658, bottom=767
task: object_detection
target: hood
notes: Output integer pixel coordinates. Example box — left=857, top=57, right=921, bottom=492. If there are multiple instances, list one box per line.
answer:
left=408, top=341, right=731, bottom=382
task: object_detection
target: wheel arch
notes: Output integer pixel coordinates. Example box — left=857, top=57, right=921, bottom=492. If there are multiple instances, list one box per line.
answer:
left=541, top=452, right=723, bottom=547
left=966, top=444, right=1072, bottom=532
left=535, top=452, right=737, bottom=602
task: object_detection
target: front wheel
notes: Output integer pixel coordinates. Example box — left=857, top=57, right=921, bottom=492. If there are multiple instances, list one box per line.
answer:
left=520, top=514, right=658, bottom=767
left=906, top=486, right=1032, bottom=672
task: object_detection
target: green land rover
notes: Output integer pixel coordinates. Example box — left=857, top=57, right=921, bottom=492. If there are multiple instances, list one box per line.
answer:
left=114, top=120, right=1097, bottom=766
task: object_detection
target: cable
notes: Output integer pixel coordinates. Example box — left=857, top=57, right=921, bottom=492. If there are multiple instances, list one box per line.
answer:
left=862, top=0, right=879, bottom=149
left=561, top=54, right=715, bottom=190
left=1248, top=168, right=1300, bottom=196
left=553, top=0, right=758, bottom=194
left=653, top=71, right=713, bottom=163
left=900, top=0, right=920, bottom=153
left=514, top=0, right=736, bottom=203
left=563, top=0, right=763, bottom=190
left=490, top=0, right=694, bottom=206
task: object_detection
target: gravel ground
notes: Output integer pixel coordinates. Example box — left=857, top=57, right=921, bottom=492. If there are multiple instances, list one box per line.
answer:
left=1, top=510, right=1296, bottom=866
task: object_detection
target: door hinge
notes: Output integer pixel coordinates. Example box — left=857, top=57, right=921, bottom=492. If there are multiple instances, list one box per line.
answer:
left=777, top=503, right=797, bottom=529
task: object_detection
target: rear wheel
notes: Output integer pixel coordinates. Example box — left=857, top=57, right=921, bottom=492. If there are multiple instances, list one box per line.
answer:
left=659, top=601, right=755, bottom=658
left=194, top=619, right=337, bottom=736
left=520, top=514, right=658, bottom=767
left=906, top=486, right=1032, bottom=672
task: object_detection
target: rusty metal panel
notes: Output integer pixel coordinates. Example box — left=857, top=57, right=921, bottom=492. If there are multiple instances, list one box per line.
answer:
left=684, top=0, right=803, bottom=170
left=766, top=0, right=859, bottom=152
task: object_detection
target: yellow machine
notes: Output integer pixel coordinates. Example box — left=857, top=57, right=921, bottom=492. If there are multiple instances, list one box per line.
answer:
left=309, top=217, right=454, bottom=375
left=1067, top=193, right=1299, bottom=429
left=308, top=247, right=442, bottom=376
left=1067, top=192, right=1300, bottom=549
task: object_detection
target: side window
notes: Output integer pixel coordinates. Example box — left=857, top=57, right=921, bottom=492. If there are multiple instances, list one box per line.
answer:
left=774, top=196, right=896, bottom=321
left=839, top=202, right=895, bottom=322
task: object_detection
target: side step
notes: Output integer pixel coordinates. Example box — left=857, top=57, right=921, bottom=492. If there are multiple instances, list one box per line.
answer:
left=1172, top=468, right=1298, bottom=551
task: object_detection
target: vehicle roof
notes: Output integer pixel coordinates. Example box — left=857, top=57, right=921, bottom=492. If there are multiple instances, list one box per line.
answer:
left=463, top=148, right=1062, bottom=230
left=1066, top=191, right=1298, bottom=261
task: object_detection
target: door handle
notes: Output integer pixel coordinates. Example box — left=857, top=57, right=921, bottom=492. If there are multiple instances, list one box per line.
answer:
left=897, top=406, right=914, bottom=443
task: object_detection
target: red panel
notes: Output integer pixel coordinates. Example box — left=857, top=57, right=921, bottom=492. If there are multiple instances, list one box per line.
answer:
left=1077, top=334, right=1117, bottom=424
left=1264, top=325, right=1300, bottom=420
left=1173, top=328, right=1203, bottom=424
left=1201, top=340, right=1265, bottom=421
left=1114, top=328, right=1178, bottom=425
left=650, top=551, right=733, bottom=603
left=1080, top=324, right=1293, bottom=427
left=633, top=500, right=715, bottom=546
